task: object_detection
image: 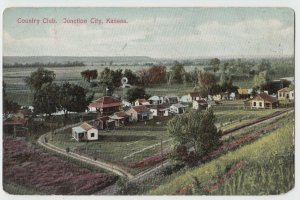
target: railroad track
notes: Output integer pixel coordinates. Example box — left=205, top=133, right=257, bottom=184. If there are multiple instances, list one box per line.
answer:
left=221, top=108, right=293, bottom=136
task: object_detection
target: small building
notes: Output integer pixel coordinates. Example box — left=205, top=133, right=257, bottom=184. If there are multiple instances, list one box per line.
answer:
left=72, top=122, right=98, bottom=142
left=3, top=115, right=28, bottom=136
left=93, top=116, right=115, bottom=130
left=148, top=96, right=163, bottom=105
left=88, top=96, right=122, bottom=115
left=244, top=93, right=279, bottom=109
left=109, top=111, right=130, bottom=127
left=169, top=103, right=187, bottom=114
left=126, top=105, right=153, bottom=122
left=149, top=105, right=169, bottom=117
left=278, top=87, right=294, bottom=101
left=187, top=92, right=202, bottom=102
left=179, top=95, right=190, bottom=103
left=164, top=96, right=179, bottom=104
left=192, top=99, right=208, bottom=110
left=134, top=98, right=150, bottom=106
left=237, top=88, right=252, bottom=99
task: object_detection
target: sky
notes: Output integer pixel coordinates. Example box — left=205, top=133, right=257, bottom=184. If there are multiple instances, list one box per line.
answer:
left=3, top=7, right=295, bottom=58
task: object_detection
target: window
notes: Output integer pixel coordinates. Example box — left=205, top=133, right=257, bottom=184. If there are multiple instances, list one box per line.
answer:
left=259, top=102, right=262, bottom=107
left=91, top=133, right=95, bottom=137
left=253, top=102, right=256, bottom=106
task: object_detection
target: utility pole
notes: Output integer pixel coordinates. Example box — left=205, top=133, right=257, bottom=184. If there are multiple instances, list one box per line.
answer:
left=161, top=139, right=163, bottom=168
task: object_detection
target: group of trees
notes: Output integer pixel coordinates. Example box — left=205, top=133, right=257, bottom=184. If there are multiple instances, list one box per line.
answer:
left=26, top=68, right=93, bottom=117
left=198, top=71, right=238, bottom=96
left=81, top=70, right=98, bottom=82
left=168, top=109, right=221, bottom=166
left=3, top=82, right=21, bottom=114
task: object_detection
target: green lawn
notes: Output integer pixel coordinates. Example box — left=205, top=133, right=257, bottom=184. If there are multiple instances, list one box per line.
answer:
left=50, top=127, right=170, bottom=171
left=148, top=113, right=294, bottom=195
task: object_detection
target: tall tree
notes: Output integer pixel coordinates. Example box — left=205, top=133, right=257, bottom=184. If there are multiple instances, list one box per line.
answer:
left=171, top=61, right=186, bottom=84
left=81, top=70, right=98, bottom=82
left=59, top=82, right=94, bottom=116
left=147, top=65, right=167, bottom=84
left=210, top=58, right=220, bottom=72
left=198, top=71, right=217, bottom=90
left=126, top=87, right=149, bottom=103
left=25, top=67, right=56, bottom=91
left=3, top=81, right=21, bottom=114
left=123, top=69, right=138, bottom=85
left=168, top=109, right=221, bottom=161
left=33, top=83, right=60, bottom=116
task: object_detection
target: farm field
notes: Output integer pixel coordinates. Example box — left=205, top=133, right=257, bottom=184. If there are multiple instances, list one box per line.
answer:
left=148, top=113, right=294, bottom=195
left=3, top=138, right=118, bottom=195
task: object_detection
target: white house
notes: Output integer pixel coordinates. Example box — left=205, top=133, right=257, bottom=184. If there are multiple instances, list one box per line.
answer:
left=149, top=105, right=169, bottom=117
left=72, top=122, right=98, bottom=142
left=164, top=96, right=179, bottom=104
left=192, top=99, right=208, bottom=110
left=278, top=87, right=294, bottom=101
left=148, top=96, right=164, bottom=105
left=126, top=105, right=153, bottom=122
left=134, top=98, right=150, bottom=106
left=169, top=103, right=187, bottom=114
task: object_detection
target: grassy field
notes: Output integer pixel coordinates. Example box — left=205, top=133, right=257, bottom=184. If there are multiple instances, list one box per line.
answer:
left=148, top=113, right=294, bottom=195
left=49, top=122, right=170, bottom=174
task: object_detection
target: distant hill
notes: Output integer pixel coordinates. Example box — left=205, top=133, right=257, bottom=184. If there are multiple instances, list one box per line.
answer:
left=3, top=56, right=159, bottom=65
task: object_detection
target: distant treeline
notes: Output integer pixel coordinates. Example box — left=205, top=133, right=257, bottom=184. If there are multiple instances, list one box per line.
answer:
left=3, top=61, right=85, bottom=68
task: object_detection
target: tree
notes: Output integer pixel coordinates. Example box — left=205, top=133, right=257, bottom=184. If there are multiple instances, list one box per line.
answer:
left=3, top=82, right=21, bottom=114
left=198, top=71, right=217, bottom=90
left=59, top=82, right=94, bottom=116
left=126, top=87, right=149, bottom=103
left=210, top=58, right=220, bottom=72
left=99, top=67, right=123, bottom=95
left=81, top=70, right=98, bottom=82
left=171, top=61, right=186, bottom=84
left=253, top=71, right=270, bottom=89
left=25, top=67, right=56, bottom=91
left=147, top=65, right=167, bottom=84
left=123, top=69, right=138, bottom=85
left=167, top=109, right=221, bottom=163
left=33, top=83, right=60, bottom=116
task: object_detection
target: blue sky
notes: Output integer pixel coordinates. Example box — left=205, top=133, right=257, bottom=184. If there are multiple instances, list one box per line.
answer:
left=3, top=7, right=294, bottom=58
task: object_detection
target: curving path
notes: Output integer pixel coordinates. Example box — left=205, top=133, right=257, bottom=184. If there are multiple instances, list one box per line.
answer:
left=37, top=129, right=134, bottom=179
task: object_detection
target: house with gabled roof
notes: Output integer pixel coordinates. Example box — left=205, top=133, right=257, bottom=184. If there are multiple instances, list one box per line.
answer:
left=109, top=111, right=130, bottom=127
left=169, top=103, right=188, bottom=114
left=134, top=98, right=150, bottom=106
left=149, top=104, right=169, bottom=117
left=244, top=93, right=279, bottom=109
left=148, top=96, right=164, bottom=105
left=72, top=122, right=98, bottom=142
left=88, top=96, right=122, bottom=115
left=126, top=105, right=153, bottom=122
left=192, top=99, right=208, bottom=110
left=278, top=87, right=294, bottom=101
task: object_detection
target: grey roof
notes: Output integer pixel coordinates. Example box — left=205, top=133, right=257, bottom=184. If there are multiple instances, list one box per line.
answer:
left=72, top=126, right=86, bottom=133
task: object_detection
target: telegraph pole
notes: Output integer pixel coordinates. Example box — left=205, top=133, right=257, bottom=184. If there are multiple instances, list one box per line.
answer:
left=161, top=139, right=163, bottom=167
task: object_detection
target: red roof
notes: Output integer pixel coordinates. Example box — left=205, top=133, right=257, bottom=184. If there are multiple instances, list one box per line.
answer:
left=195, top=99, right=208, bottom=105
left=253, top=93, right=278, bottom=103
left=131, top=105, right=150, bottom=113
left=89, top=96, right=122, bottom=108
left=114, top=111, right=129, bottom=118
left=189, top=92, right=201, bottom=97
left=3, top=116, right=28, bottom=126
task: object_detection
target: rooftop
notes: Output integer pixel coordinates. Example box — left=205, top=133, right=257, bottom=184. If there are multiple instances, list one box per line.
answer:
left=89, top=96, right=122, bottom=108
